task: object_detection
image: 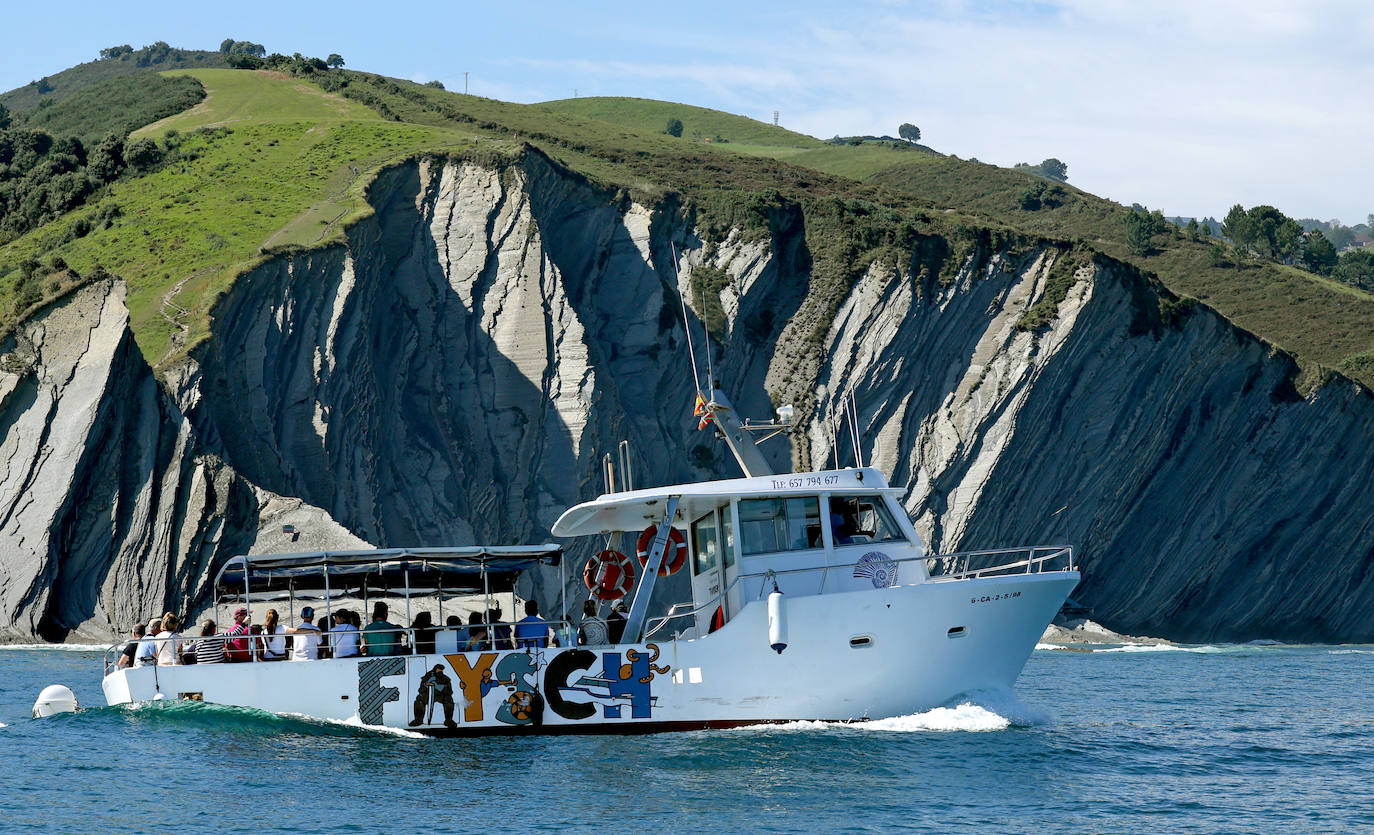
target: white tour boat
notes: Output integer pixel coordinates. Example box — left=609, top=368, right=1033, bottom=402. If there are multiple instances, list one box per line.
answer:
left=100, top=389, right=1078, bottom=734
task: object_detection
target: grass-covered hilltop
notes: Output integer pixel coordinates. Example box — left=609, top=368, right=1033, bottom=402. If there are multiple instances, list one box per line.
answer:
left=3, top=40, right=1374, bottom=384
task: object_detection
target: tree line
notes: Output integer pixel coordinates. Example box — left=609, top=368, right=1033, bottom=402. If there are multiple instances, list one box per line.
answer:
left=1121, top=198, right=1374, bottom=292
left=219, top=39, right=344, bottom=73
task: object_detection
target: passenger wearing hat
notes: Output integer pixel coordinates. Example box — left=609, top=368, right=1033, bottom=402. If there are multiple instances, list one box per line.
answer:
left=285, top=607, right=322, bottom=661
left=225, top=605, right=252, bottom=662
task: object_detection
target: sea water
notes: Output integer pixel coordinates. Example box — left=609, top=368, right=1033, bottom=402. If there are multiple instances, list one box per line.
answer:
left=3, top=643, right=1374, bottom=833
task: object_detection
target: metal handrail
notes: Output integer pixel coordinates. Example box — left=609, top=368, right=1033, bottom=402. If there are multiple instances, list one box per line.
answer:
left=102, top=619, right=578, bottom=673
left=643, top=575, right=744, bottom=639
left=640, top=545, right=1075, bottom=639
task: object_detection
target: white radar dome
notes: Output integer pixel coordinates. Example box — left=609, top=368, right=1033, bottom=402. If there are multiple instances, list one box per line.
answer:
left=32, top=684, right=79, bottom=718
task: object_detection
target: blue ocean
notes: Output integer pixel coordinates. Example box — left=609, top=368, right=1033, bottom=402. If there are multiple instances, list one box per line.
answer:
left=3, top=643, right=1373, bottom=833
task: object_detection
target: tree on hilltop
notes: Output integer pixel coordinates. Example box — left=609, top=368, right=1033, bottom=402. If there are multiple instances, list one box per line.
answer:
left=1124, top=208, right=1153, bottom=255
left=1221, top=204, right=1254, bottom=257
left=665, top=117, right=684, bottom=138
left=99, top=45, right=133, bottom=60
left=898, top=123, right=920, bottom=143
left=1039, top=158, right=1068, bottom=182
left=219, top=39, right=267, bottom=58
left=327, top=54, right=345, bottom=69
left=1335, top=249, right=1374, bottom=291
left=1302, top=231, right=1338, bottom=276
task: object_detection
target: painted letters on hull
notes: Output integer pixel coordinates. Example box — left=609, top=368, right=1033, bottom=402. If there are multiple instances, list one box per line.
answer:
left=358, top=643, right=675, bottom=732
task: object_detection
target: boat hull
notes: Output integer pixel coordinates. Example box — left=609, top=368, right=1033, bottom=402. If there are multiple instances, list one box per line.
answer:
left=102, top=571, right=1077, bottom=734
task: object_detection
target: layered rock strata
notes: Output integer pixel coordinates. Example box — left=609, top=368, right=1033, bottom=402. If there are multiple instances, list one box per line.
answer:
left=3, top=149, right=1373, bottom=642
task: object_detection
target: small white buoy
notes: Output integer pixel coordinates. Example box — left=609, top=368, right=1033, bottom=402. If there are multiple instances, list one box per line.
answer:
left=767, top=588, right=788, bottom=654
left=32, top=684, right=79, bottom=718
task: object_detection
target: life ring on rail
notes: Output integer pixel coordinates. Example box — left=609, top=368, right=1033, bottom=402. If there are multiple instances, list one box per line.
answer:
left=636, top=524, right=688, bottom=576
left=584, top=550, right=636, bottom=601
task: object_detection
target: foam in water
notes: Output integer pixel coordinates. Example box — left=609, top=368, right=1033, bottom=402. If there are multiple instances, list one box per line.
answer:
left=310, top=714, right=428, bottom=739
left=1093, top=643, right=1225, bottom=653
left=0, top=643, right=108, bottom=651
left=1036, top=642, right=1070, bottom=651
left=739, top=688, right=1048, bottom=733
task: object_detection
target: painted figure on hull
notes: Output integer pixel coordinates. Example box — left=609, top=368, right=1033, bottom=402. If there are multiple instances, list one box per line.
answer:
left=410, top=664, right=457, bottom=729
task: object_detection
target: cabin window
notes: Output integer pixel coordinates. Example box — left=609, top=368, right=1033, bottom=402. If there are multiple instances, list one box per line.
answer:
left=738, top=497, right=821, bottom=555
left=692, top=513, right=719, bottom=575
left=721, top=506, right=735, bottom=568
left=827, top=495, right=905, bottom=545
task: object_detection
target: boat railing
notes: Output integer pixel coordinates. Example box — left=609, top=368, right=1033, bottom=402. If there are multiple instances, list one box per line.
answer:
left=924, top=545, right=1075, bottom=580
left=642, top=546, right=1076, bottom=640
left=643, top=575, right=744, bottom=640
left=101, top=618, right=576, bottom=674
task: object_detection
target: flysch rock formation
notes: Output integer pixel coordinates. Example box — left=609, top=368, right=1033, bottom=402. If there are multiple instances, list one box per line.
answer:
left=3, top=147, right=1374, bottom=643
left=0, top=281, right=365, bottom=642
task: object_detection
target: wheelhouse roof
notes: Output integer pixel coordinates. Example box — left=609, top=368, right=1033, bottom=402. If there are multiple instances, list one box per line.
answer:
left=552, top=467, right=901, bottom=536
left=214, top=546, right=562, bottom=595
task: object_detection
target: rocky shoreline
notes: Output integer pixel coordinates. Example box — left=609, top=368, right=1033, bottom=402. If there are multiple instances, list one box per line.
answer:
left=1039, top=617, right=1173, bottom=646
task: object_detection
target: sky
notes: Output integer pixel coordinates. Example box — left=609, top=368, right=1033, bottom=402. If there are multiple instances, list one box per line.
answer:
left=2, top=0, right=1371, bottom=224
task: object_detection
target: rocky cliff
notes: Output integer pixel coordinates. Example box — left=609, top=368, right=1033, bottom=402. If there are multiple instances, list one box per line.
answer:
left=3, top=149, right=1373, bottom=642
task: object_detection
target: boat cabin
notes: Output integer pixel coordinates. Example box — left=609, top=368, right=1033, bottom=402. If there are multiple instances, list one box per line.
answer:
left=553, top=466, right=928, bottom=640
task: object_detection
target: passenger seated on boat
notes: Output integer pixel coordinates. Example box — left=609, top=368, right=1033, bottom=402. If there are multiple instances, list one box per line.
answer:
left=829, top=498, right=859, bottom=545
left=606, top=604, right=628, bottom=645
left=284, top=607, right=323, bottom=661
left=155, top=614, right=184, bottom=666
left=225, top=606, right=251, bottom=662
left=260, top=609, right=287, bottom=661
left=363, top=602, right=403, bottom=656
left=316, top=613, right=334, bottom=659
left=117, top=623, right=146, bottom=669
left=194, top=620, right=226, bottom=664
left=555, top=612, right=577, bottom=648
left=135, top=618, right=162, bottom=666
left=331, top=609, right=361, bottom=658
left=411, top=611, right=437, bottom=655
left=462, top=612, right=487, bottom=651
left=488, top=608, right=514, bottom=651
left=514, top=600, right=550, bottom=649
left=578, top=599, right=608, bottom=647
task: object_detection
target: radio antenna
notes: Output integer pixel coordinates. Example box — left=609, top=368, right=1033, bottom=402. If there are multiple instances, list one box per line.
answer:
left=670, top=243, right=703, bottom=394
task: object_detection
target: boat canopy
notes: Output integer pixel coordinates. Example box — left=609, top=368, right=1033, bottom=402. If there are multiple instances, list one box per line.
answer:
left=214, top=546, right=562, bottom=596
left=552, top=467, right=903, bottom=536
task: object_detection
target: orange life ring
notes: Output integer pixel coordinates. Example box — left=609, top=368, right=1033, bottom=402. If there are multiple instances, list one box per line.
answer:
left=636, top=524, right=688, bottom=576
left=583, top=550, right=636, bottom=601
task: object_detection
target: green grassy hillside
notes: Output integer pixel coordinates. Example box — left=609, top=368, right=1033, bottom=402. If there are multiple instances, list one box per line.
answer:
left=0, top=69, right=481, bottom=364
left=1, top=64, right=1372, bottom=390
left=0, top=45, right=224, bottom=112
left=539, top=96, right=823, bottom=148
left=19, top=74, right=206, bottom=144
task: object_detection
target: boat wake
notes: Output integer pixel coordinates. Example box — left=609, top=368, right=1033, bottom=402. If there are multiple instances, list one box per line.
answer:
left=738, top=688, right=1048, bottom=734
left=108, top=700, right=428, bottom=739
left=0, top=643, right=107, bottom=651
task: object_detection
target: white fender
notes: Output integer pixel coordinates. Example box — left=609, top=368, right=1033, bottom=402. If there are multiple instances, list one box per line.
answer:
left=32, top=684, right=78, bottom=718
left=767, top=590, right=788, bottom=654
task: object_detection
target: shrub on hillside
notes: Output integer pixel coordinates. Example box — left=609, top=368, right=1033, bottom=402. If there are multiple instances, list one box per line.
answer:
left=1334, top=249, right=1374, bottom=291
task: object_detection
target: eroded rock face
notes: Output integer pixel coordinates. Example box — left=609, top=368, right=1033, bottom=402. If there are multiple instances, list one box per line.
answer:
left=5, top=149, right=1374, bottom=642
left=0, top=282, right=365, bottom=642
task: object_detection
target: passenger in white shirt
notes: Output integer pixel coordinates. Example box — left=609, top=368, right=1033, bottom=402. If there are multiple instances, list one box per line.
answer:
left=155, top=613, right=184, bottom=666
left=260, top=608, right=287, bottom=660
left=285, top=607, right=322, bottom=661
left=330, top=609, right=361, bottom=657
